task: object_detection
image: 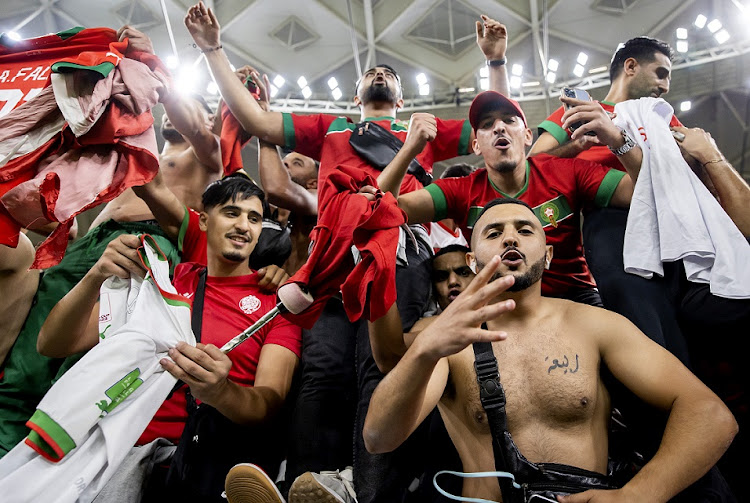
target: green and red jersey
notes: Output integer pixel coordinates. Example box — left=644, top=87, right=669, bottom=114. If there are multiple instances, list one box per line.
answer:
left=537, top=101, right=682, bottom=171
left=282, top=113, right=473, bottom=195
left=425, top=153, right=625, bottom=296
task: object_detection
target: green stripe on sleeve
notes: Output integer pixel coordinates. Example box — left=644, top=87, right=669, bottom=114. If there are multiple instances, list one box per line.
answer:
left=177, top=206, right=189, bottom=253
left=425, top=184, right=448, bottom=221
left=594, top=169, right=627, bottom=207
left=27, top=430, right=58, bottom=458
left=282, top=113, right=296, bottom=150
left=537, top=120, right=569, bottom=146
left=27, top=409, right=76, bottom=460
left=457, top=120, right=473, bottom=155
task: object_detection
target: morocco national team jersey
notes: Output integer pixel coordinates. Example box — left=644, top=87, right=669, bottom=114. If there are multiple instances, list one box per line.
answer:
left=537, top=101, right=682, bottom=171
left=138, top=262, right=302, bottom=445
left=425, top=154, right=625, bottom=296
left=282, top=113, right=473, bottom=196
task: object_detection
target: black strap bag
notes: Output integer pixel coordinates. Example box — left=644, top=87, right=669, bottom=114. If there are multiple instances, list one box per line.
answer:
left=348, top=120, right=433, bottom=187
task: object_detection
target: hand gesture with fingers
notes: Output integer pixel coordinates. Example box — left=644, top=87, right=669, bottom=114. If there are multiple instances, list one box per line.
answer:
left=161, top=341, right=232, bottom=406
left=90, top=234, right=147, bottom=283
left=185, top=2, right=221, bottom=51
left=116, top=25, right=154, bottom=55
left=476, top=15, right=508, bottom=60
left=560, top=96, right=621, bottom=147
left=418, top=255, right=516, bottom=362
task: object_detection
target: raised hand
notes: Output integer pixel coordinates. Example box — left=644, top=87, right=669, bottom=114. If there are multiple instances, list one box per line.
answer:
left=161, top=341, right=232, bottom=406
left=184, top=1, right=222, bottom=51
left=404, top=112, right=438, bottom=156
left=116, top=25, right=155, bottom=55
left=89, top=234, right=147, bottom=282
left=476, top=14, right=508, bottom=61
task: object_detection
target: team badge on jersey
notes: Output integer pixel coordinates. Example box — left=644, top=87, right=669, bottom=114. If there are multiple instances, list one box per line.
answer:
left=239, top=294, right=261, bottom=314
left=541, top=202, right=559, bottom=228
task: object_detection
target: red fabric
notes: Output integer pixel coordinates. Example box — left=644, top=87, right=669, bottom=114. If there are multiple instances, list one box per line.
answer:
left=433, top=154, right=619, bottom=296
left=540, top=102, right=683, bottom=172
left=219, top=102, right=251, bottom=175
left=138, top=262, right=302, bottom=445
left=0, top=29, right=167, bottom=267
left=179, top=207, right=208, bottom=265
left=281, top=164, right=406, bottom=329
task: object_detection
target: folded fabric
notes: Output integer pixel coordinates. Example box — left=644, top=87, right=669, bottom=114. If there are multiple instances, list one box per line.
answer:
left=614, top=97, right=750, bottom=299
left=220, top=101, right=252, bottom=176
left=0, top=235, right=195, bottom=502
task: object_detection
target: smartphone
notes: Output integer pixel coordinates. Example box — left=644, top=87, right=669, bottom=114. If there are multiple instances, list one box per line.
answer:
left=561, top=87, right=594, bottom=135
left=244, top=76, right=261, bottom=100
left=672, top=130, right=685, bottom=142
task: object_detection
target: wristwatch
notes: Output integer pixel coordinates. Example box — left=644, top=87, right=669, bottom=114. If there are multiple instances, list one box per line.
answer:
left=608, top=129, right=636, bottom=156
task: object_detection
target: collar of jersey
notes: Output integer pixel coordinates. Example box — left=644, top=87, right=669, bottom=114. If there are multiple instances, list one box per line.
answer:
left=600, top=100, right=616, bottom=106
left=363, top=116, right=395, bottom=122
left=488, top=160, right=529, bottom=199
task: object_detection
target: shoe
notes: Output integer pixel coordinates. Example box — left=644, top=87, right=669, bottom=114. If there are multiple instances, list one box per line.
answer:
left=288, top=467, right=358, bottom=503
left=225, top=463, right=286, bottom=503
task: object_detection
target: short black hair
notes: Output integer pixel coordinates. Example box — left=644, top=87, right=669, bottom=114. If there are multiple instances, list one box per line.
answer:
left=609, top=36, right=673, bottom=82
left=202, top=174, right=265, bottom=211
left=441, top=163, right=477, bottom=179
left=354, top=64, right=402, bottom=94
left=471, top=197, right=535, bottom=238
left=433, top=244, right=470, bottom=261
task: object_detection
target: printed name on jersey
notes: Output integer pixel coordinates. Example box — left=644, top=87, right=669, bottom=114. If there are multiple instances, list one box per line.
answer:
left=239, top=294, right=261, bottom=314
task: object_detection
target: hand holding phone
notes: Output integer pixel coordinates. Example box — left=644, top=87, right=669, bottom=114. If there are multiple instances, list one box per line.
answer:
left=561, top=87, right=596, bottom=136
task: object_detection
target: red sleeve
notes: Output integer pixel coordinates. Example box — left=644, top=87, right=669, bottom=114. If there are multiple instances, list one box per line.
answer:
left=264, top=314, right=302, bottom=358
left=430, top=118, right=473, bottom=161
left=428, top=175, right=472, bottom=223
left=571, top=158, right=627, bottom=208
left=669, top=114, right=683, bottom=127
left=536, top=105, right=569, bottom=145
left=282, top=112, right=338, bottom=161
left=177, top=207, right=207, bottom=264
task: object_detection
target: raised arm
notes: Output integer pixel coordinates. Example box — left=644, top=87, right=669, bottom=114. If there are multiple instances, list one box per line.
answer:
left=673, top=126, right=750, bottom=237
left=185, top=2, right=285, bottom=146
left=364, top=257, right=515, bottom=453
left=131, top=170, right=185, bottom=241
left=529, top=130, right=597, bottom=158
left=161, top=341, right=299, bottom=425
left=37, top=235, right=146, bottom=358
left=476, top=14, right=509, bottom=98
left=568, top=310, right=738, bottom=503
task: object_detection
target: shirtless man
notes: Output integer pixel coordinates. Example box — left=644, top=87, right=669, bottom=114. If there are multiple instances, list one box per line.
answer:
left=363, top=198, right=737, bottom=502
left=0, top=25, right=222, bottom=457
left=0, top=234, right=38, bottom=367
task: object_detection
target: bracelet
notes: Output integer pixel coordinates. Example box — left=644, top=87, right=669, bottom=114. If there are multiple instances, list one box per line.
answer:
left=486, top=58, right=506, bottom=67
left=702, top=158, right=726, bottom=167
left=200, top=44, right=223, bottom=53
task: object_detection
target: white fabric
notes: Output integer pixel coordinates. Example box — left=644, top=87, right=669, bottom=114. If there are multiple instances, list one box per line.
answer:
left=613, top=97, right=750, bottom=299
left=0, top=238, right=195, bottom=502
left=427, top=221, right=468, bottom=252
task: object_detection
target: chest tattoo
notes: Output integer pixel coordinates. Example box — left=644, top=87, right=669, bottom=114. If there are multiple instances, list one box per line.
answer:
left=545, top=354, right=579, bottom=374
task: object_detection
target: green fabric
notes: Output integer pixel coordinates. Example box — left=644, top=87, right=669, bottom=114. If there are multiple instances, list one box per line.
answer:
left=55, top=27, right=85, bottom=40
left=27, top=409, right=76, bottom=460
left=51, top=61, right=115, bottom=78
left=425, top=184, right=448, bottom=221
left=0, top=220, right=179, bottom=458
left=282, top=113, right=296, bottom=150
left=177, top=206, right=189, bottom=253
left=594, top=169, right=627, bottom=207
left=532, top=195, right=573, bottom=228
left=458, top=120, right=473, bottom=156
left=537, top=119, right=569, bottom=145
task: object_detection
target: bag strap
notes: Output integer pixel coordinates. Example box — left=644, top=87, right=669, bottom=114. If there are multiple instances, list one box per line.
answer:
left=472, top=326, right=517, bottom=500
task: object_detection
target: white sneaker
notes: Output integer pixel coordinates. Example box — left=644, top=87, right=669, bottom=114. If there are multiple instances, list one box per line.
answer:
left=288, top=467, right=358, bottom=503
left=224, top=463, right=286, bottom=503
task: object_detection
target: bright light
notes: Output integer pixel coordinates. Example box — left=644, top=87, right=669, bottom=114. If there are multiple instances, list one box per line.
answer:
left=297, top=76, right=307, bottom=88
left=694, top=14, right=707, bottom=28
left=301, top=86, right=312, bottom=99
left=206, top=81, right=219, bottom=95
left=7, top=31, right=21, bottom=41
left=327, top=77, right=338, bottom=90
left=511, top=64, right=523, bottom=76
left=522, top=81, right=540, bottom=87
left=416, top=73, right=428, bottom=85
left=573, top=64, right=585, bottom=77
left=548, top=59, right=559, bottom=72
left=546, top=71, right=557, bottom=84
left=715, top=29, right=731, bottom=44
left=479, top=66, right=489, bottom=78
left=707, top=19, right=722, bottom=33
left=576, top=52, right=588, bottom=65
left=510, top=75, right=522, bottom=88
left=479, top=78, right=489, bottom=90
left=589, top=65, right=608, bottom=74
left=174, top=67, right=197, bottom=95
left=680, top=100, right=691, bottom=112
left=418, top=84, right=430, bottom=96
left=166, top=55, right=179, bottom=69
left=269, top=85, right=279, bottom=98
left=676, top=28, right=688, bottom=40
left=458, top=87, right=475, bottom=93
left=331, top=87, right=343, bottom=100
left=676, top=40, right=689, bottom=53
left=273, top=75, right=285, bottom=88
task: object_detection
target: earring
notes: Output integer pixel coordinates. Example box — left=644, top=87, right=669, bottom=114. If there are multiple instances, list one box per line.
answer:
left=545, top=259, right=551, bottom=270
left=469, top=261, right=477, bottom=274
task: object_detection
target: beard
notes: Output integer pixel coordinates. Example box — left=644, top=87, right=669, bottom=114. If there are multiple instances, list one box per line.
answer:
left=222, top=251, right=246, bottom=263
left=493, top=159, right=518, bottom=174
left=161, top=125, right=185, bottom=144
left=478, top=254, right=547, bottom=292
left=361, top=83, right=397, bottom=105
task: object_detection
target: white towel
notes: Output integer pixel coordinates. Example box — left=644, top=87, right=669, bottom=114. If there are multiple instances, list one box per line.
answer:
left=0, top=235, right=195, bottom=502
left=613, top=97, right=750, bottom=299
